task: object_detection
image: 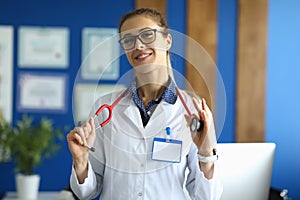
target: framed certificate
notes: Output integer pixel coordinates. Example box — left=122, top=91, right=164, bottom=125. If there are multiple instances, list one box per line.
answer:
left=18, top=26, right=69, bottom=68
left=17, top=72, right=68, bottom=113
left=81, top=28, right=120, bottom=80
left=0, top=26, right=13, bottom=123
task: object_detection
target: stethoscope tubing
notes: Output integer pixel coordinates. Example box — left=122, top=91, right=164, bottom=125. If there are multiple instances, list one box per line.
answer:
left=85, top=86, right=202, bottom=152
left=93, top=88, right=129, bottom=127
left=175, top=86, right=192, bottom=116
left=93, top=86, right=202, bottom=132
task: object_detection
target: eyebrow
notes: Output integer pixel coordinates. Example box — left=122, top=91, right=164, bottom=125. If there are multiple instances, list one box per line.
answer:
left=122, top=27, right=154, bottom=37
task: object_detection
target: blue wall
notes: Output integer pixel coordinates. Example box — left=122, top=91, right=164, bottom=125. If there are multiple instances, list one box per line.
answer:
left=217, top=0, right=237, bottom=142
left=0, top=0, right=135, bottom=196
left=266, top=0, right=300, bottom=198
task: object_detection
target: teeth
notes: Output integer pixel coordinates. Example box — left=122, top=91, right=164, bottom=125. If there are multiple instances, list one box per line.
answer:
left=137, top=54, right=149, bottom=59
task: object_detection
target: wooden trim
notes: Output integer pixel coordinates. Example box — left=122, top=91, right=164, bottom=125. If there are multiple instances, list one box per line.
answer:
left=135, top=0, right=166, bottom=15
left=236, top=0, right=268, bottom=142
left=186, top=0, right=217, bottom=110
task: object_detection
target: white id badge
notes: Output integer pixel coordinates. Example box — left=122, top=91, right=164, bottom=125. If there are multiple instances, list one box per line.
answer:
left=151, top=137, right=182, bottom=163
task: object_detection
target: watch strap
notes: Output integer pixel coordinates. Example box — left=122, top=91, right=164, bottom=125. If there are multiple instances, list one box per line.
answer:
left=197, top=154, right=218, bottom=163
left=197, top=149, right=218, bottom=163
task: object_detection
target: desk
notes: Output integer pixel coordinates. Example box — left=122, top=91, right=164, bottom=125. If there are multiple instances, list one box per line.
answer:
left=2, top=192, right=59, bottom=200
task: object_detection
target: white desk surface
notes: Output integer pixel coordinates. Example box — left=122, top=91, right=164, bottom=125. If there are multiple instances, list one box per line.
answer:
left=2, top=192, right=59, bottom=200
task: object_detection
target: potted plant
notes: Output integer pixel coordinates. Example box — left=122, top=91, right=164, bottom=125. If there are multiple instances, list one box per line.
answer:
left=0, top=114, right=64, bottom=200
left=0, top=114, right=13, bottom=162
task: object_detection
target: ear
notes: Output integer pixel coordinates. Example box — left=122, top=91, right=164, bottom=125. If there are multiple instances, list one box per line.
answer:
left=166, top=33, right=172, bottom=50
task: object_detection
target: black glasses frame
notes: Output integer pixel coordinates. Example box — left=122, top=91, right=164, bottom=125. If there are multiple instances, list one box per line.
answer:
left=118, top=29, right=167, bottom=50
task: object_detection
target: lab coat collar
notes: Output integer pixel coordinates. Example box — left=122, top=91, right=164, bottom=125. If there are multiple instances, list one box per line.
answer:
left=122, top=93, right=179, bottom=139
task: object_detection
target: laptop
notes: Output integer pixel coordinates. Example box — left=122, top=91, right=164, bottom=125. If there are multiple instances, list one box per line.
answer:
left=217, top=143, right=276, bottom=200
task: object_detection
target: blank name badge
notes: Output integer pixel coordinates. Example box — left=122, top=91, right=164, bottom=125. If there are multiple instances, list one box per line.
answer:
left=151, top=137, right=182, bottom=163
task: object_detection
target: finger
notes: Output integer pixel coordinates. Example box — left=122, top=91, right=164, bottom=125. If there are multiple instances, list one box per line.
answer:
left=201, top=98, right=208, bottom=111
left=201, top=98, right=213, bottom=120
left=89, top=117, right=95, bottom=132
left=83, top=118, right=96, bottom=139
left=184, top=114, right=192, bottom=125
left=73, top=132, right=84, bottom=145
left=191, top=98, right=204, bottom=121
left=199, top=107, right=206, bottom=120
left=84, top=118, right=94, bottom=134
left=192, top=97, right=203, bottom=113
left=76, top=126, right=88, bottom=146
left=68, top=128, right=79, bottom=138
left=83, top=127, right=89, bottom=139
left=83, top=122, right=91, bottom=133
left=67, top=129, right=83, bottom=145
left=82, top=120, right=92, bottom=138
left=184, top=114, right=191, bottom=120
left=201, top=98, right=213, bottom=118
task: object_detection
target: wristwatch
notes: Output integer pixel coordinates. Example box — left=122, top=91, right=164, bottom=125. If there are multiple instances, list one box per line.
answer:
left=197, top=148, right=218, bottom=163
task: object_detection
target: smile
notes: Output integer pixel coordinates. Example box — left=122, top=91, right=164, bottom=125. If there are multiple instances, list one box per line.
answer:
left=135, top=53, right=152, bottom=60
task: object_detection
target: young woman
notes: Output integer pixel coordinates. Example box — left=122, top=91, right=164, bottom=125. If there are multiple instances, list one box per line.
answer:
left=67, top=8, right=222, bottom=200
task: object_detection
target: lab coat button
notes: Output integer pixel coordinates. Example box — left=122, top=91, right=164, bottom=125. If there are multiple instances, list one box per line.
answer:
left=138, top=192, right=143, bottom=196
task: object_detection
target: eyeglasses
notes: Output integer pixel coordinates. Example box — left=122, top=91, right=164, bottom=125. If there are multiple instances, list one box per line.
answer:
left=119, top=29, right=167, bottom=50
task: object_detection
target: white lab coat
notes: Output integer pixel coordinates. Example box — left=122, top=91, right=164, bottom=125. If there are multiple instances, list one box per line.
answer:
left=70, top=89, right=223, bottom=200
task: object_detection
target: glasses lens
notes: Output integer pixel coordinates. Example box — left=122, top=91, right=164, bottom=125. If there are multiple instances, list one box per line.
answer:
left=120, top=36, right=136, bottom=50
left=139, top=30, right=156, bottom=44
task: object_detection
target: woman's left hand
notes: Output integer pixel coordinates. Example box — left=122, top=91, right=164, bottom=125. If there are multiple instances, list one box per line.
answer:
left=184, top=97, right=216, bottom=156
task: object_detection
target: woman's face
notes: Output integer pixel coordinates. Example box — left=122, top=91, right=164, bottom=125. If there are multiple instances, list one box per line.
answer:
left=119, top=16, right=172, bottom=71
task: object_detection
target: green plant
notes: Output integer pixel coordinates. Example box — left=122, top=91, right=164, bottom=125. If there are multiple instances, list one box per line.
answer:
left=0, top=114, right=14, bottom=162
left=1, top=114, right=64, bottom=175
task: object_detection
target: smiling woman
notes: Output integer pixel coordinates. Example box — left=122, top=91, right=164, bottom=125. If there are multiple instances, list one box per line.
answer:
left=67, top=8, right=222, bottom=200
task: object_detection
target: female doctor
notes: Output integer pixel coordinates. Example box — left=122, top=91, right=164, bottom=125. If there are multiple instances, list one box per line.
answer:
left=67, top=8, right=222, bottom=200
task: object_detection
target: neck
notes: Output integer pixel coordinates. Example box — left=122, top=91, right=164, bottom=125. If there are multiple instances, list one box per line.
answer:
left=135, top=69, right=169, bottom=105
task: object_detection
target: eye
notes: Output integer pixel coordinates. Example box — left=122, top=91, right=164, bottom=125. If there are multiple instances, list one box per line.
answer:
left=122, top=37, right=135, bottom=45
left=140, top=31, right=154, bottom=39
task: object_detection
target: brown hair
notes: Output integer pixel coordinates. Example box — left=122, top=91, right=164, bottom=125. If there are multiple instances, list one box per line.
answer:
left=118, top=8, right=169, bottom=33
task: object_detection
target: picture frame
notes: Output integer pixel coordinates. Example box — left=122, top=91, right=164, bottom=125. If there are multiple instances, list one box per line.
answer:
left=18, top=26, right=69, bottom=68
left=17, top=72, right=68, bottom=113
left=0, top=26, right=14, bottom=122
left=81, top=27, right=120, bottom=80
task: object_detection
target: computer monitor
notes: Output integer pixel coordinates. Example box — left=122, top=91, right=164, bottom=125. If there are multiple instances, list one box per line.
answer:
left=217, top=143, right=276, bottom=200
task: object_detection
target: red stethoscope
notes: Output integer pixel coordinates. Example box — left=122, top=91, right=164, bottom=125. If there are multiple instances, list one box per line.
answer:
left=80, top=85, right=203, bottom=152
left=93, top=86, right=203, bottom=132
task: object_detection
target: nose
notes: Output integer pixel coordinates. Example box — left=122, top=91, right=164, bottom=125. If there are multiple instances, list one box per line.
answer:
left=135, top=37, right=145, bottom=50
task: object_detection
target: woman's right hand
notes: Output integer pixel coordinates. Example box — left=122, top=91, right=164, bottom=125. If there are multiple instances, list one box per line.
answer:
left=66, top=117, right=96, bottom=183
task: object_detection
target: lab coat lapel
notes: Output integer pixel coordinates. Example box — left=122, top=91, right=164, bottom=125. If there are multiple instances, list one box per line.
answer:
left=121, top=99, right=169, bottom=138
left=144, top=101, right=169, bottom=137
left=123, top=102, right=143, bottom=127
left=120, top=96, right=175, bottom=138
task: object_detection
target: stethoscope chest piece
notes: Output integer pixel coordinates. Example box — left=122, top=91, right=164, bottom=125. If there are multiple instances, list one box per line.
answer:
left=190, top=117, right=204, bottom=132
